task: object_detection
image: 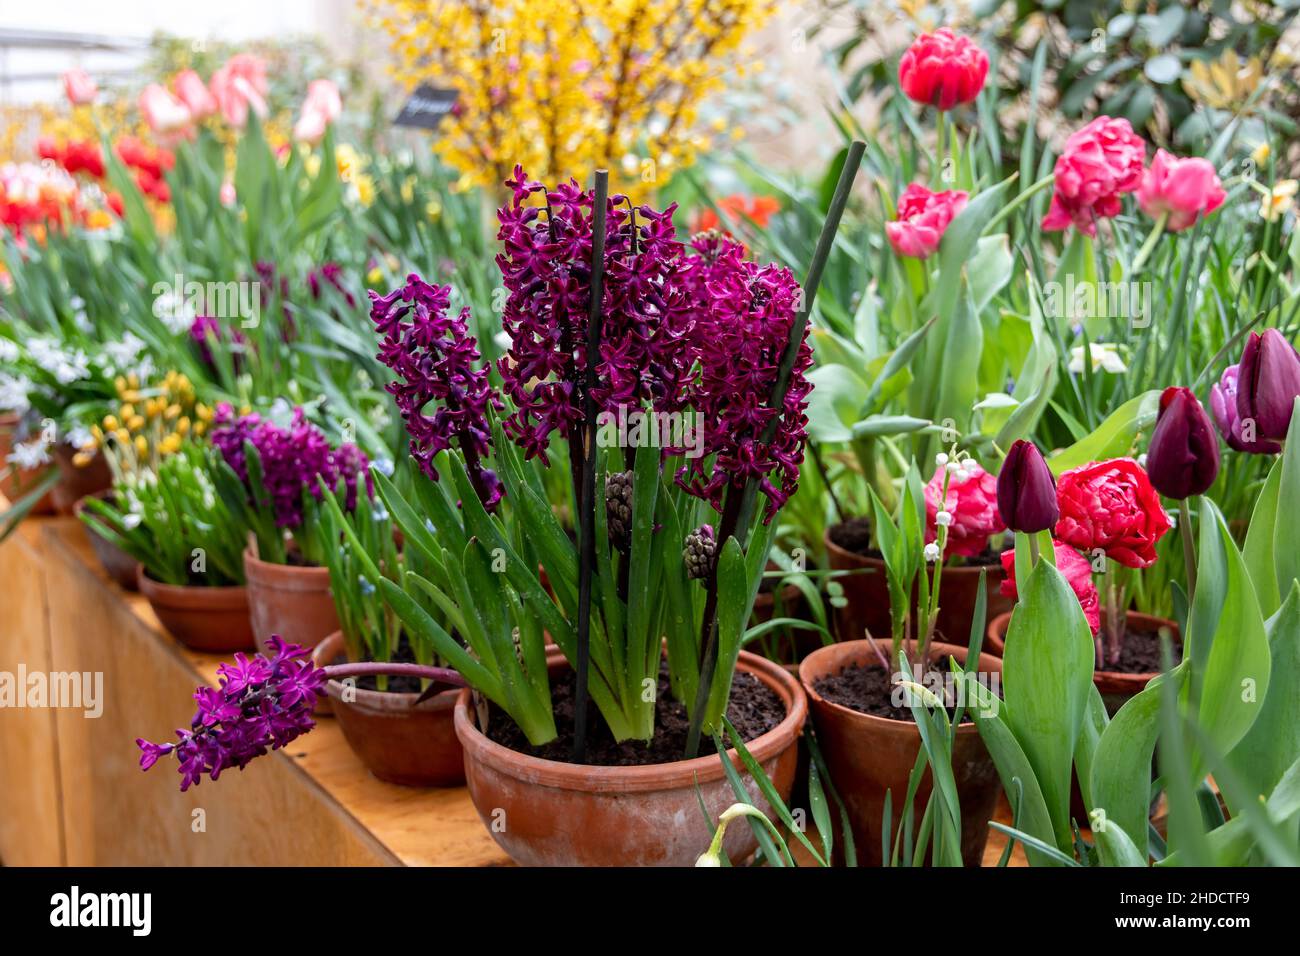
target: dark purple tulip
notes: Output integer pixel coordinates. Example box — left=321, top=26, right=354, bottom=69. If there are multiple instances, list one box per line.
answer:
left=1209, top=364, right=1282, bottom=454
left=1237, top=329, right=1300, bottom=443
left=997, top=439, right=1058, bottom=533
left=1147, top=386, right=1220, bottom=500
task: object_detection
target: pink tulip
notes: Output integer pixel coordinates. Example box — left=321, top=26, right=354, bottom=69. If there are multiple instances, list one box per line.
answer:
left=293, top=79, right=343, bottom=145
left=1042, top=116, right=1146, bottom=236
left=209, top=54, right=269, bottom=128
left=219, top=181, right=237, bottom=207
left=139, top=84, right=193, bottom=141
left=174, top=69, right=217, bottom=120
left=1137, top=148, right=1226, bottom=232
left=885, top=183, right=968, bottom=259
left=63, top=68, right=98, bottom=105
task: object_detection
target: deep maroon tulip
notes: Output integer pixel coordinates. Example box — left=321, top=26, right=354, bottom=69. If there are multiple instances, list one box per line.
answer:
left=996, top=439, right=1059, bottom=533
left=1237, top=329, right=1300, bottom=443
left=1147, top=386, right=1220, bottom=500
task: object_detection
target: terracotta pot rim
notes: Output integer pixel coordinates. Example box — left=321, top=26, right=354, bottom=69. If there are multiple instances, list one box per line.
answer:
left=243, top=546, right=331, bottom=584
left=136, top=565, right=248, bottom=605
left=455, top=649, right=807, bottom=793
left=823, top=525, right=1002, bottom=577
left=986, top=608, right=1179, bottom=682
left=312, top=631, right=459, bottom=712
left=798, top=638, right=999, bottom=733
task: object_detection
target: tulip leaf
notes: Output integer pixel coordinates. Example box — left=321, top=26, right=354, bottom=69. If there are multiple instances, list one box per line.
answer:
left=964, top=678, right=1061, bottom=866
left=1047, top=390, right=1161, bottom=475
left=1269, top=397, right=1300, bottom=608
left=1185, top=498, right=1271, bottom=770
left=1091, top=663, right=1187, bottom=861
left=1226, top=583, right=1300, bottom=813
left=1242, top=453, right=1284, bottom=618
left=1095, top=818, right=1147, bottom=867
left=1002, top=558, right=1096, bottom=851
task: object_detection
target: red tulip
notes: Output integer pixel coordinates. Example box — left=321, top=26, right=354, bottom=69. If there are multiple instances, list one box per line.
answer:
left=1042, top=117, right=1145, bottom=236
left=886, top=183, right=968, bottom=259
left=897, top=29, right=989, bottom=111
left=1055, top=458, right=1171, bottom=569
left=1137, top=149, right=1226, bottom=232
left=1146, top=386, right=1220, bottom=499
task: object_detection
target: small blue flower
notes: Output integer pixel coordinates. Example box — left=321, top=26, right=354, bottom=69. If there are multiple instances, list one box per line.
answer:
left=358, top=575, right=376, bottom=596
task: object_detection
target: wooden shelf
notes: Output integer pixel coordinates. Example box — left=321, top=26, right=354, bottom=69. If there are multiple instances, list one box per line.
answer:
left=2, top=515, right=1027, bottom=867
left=1, top=516, right=509, bottom=866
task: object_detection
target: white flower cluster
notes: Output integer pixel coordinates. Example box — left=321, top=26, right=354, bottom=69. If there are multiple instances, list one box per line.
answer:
left=28, top=337, right=91, bottom=385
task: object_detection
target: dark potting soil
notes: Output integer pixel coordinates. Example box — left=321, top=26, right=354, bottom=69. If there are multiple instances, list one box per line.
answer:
left=484, top=662, right=784, bottom=766
left=829, top=517, right=1007, bottom=566
left=1101, top=623, right=1179, bottom=675
left=814, top=659, right=971, bottom=723
left=337, top=636, right=425, bottom=694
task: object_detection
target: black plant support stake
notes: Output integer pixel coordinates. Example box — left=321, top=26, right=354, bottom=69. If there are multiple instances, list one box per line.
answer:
left=573, top=168, right=609, bottom=763
left=684, top=140, right=866, bottom=759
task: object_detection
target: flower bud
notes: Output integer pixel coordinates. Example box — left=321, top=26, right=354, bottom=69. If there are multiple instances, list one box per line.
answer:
left=1237, top=329, right=1300, bottom=443
left=1146, top=386, right=1220, bottom=500
left=996, top=439, right=1058, bottom=533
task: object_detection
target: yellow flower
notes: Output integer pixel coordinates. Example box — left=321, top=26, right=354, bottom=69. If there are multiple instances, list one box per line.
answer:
left=195, top=403, right=213, bottom=423
left=1184, top=50, right=1264, bottom=110
left=127, top=415, right=145, bottom=432
left=134, top=435, right=149, bottom=456
left=1252, top=142, right=1270, bottom=167
left=176, top=417, right=191, bottom=436
left=1261, top=180, right=1298, bottom=222
left=72, top=451, right=94, bottom=468
left=119, top=403, right=136, bottom=421
left=366, top=0, right=775, bottom=194
left=366, top=266, right=384, bottom=285
left=101, top=414, right=119, bottom=432
left=159, top=434, right=182, bottom=456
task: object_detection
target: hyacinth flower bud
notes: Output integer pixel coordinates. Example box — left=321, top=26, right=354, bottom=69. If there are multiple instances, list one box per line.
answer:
left=1146, top=386, right=1220, bottom=500
left=1237, top=328, right=1300, bottom=443
left=996, top=439, right=1058, bottom=533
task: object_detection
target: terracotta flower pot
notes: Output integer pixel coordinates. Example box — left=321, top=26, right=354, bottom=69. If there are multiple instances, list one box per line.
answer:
left=825, top=524, right=1011, bottom=645
left=0, top=413, right=55, bottom=514
left=244, top=547, right=339, bottom=651
left=455, top=649, right=807, bottom=866
left=49, top=442, right=112, bottom=515
left=73, top=491, right=140, bottom=590
left=137, top=566, right=256, bottom=653
left=312, top=631, right=465, bottom=787
left=798, top=638, right=1003, bottom=867
left=985, top=609, right=1180, bottom=714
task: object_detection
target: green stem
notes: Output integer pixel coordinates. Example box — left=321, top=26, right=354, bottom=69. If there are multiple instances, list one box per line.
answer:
left=1130, top=212, right=1168, bottom=274
left=1179, top=497, right=1197, bottom=607
left=984, top=173, right=1055, bottom=234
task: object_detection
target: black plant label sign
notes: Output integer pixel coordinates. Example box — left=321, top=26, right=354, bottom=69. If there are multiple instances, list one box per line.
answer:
left=394, top=85, right=458, bottom=130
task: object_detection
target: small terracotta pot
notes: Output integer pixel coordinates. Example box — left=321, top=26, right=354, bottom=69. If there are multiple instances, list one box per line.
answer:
left=312, top=631, right=465, bottom=787
left=456, top=650, right=807, bottom=866
left=49, top=442, right=112, bottom=515
left=0, top=413, right=55, bottom=514
left=73, top=491, right=140, bottom=590
left=244, top=547, right=339, bottom=651
left=825, top=524, right=1011, bottom=645
left=984, top=609, right=1180, bottom=714
left=137, top=567, right=256, bottom=653
left=799, top=638, right=1003, bottom=867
